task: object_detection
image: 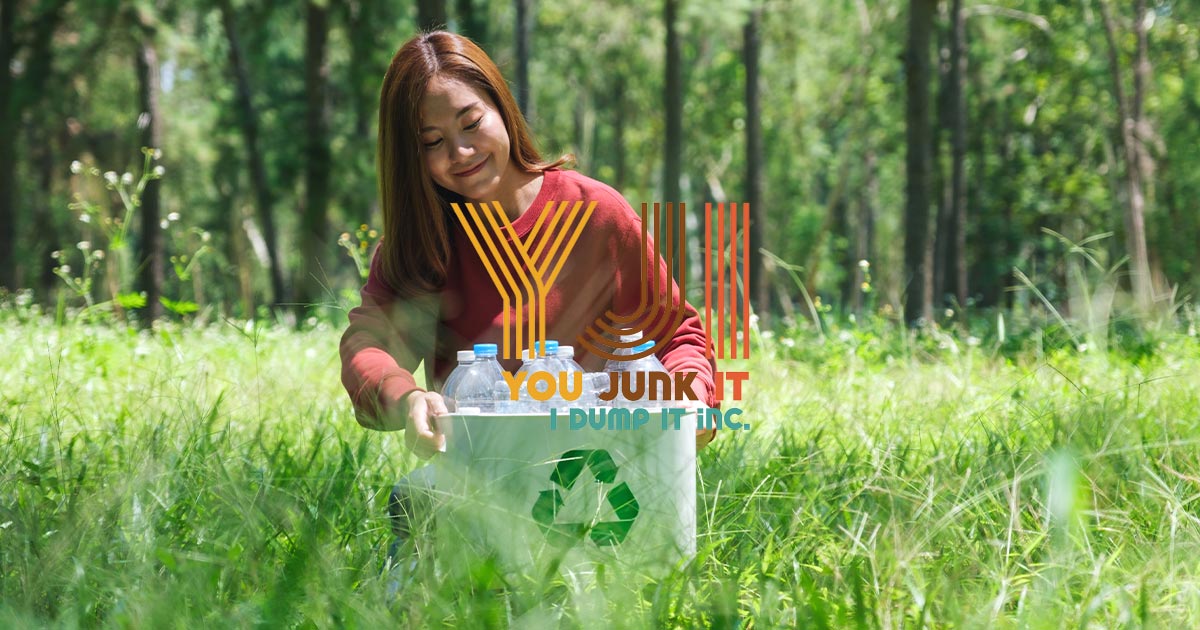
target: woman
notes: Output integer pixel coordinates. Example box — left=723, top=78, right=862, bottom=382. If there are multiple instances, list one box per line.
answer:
left=339, top=31, right=718, bottom=458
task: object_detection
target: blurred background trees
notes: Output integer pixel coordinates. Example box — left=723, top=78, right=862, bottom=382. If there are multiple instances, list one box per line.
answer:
left=0, top=0, right=1196, bottom=329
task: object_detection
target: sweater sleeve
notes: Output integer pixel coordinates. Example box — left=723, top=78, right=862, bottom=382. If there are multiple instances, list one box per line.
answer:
left=602, top=190, right=719, bottom=408
left=338, top=245, right=436, bottom=430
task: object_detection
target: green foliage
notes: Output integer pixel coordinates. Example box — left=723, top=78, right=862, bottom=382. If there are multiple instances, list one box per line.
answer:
left=56, top=148, right=215, bottom=324
left=5, top=0, right=1200, bottom=320
left=337, top=222, right=381, bottom=281
left=1, top=313, right=1199, bottom=625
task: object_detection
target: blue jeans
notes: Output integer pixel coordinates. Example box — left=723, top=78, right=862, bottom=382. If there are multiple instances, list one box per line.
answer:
left=387, top=465, right=437, bottom=543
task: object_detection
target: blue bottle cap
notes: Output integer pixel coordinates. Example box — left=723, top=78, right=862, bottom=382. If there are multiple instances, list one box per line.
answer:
left=473, top=343, right=498, bottom=357
left=633, top=340, right=656, bottom=353
left=534, top=340, right=559, bottom=355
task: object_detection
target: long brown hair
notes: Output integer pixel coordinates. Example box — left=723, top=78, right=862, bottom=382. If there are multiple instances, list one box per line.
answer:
left=376, top=31, right=570, bottom=297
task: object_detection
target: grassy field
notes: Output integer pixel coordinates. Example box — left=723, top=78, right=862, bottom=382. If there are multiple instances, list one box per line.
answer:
left=3, top=304, right=1200, bottom=628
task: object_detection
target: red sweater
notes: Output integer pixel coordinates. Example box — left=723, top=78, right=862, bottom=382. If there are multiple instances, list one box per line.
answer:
left=339, top=168, right=717, bottom=424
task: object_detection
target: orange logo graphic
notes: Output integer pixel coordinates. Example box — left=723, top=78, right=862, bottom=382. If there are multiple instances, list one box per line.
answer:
left=707, top=202, right=751, bottom=359
left=455, top=200, right=751, bottom=362
left=452, top=200, right=595, bottom=360
left=579, top=202, right=690, bottom=361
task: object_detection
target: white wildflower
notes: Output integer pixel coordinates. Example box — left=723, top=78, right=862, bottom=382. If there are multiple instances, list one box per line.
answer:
left=76, top=241, right=90, bottom=251
left=782, top=338, right=796, bottom=348
left=152, top=148, right=162, bottom=160
left=858, top=259, right=870, bottom=270
left=160, top=219, right=169, bottom=229
left=201, top=231, right=211, bottom=243
left=1077, top=343, right=1089, bottom=352
left=104, top=171, right=118, bottom=185
left=153, top=165, right=165, bottom=177
left=70, top=161, right=83, bottom=174
left=50, top=250, right=61, bottom=259
left=59, top=265, right=71, bottom=274
left=967, top=336, right=981, bottom=347
left=79, top=213, right=91, bottom=224
left=93, top=250, right=105, bottom=260
left=167, top=212, right=180, bottom=222
left=121, top=172, right=134, bottom=186
left=944, top=308, right=954, bottom=319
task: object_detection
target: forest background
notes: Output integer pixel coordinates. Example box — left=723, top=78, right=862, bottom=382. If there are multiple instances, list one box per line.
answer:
left=3, top=0, right=1196, bottom=331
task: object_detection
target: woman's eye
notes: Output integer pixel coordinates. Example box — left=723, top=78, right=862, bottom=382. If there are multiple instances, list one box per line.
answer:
left=423, top=138, right=442, bottom=149
left=465, top=117, right=482, bottom=130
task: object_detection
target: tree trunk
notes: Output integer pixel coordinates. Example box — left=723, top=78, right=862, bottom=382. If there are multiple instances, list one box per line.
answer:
left=904, top=0, right=935, bottom=325
left=0, top=0, right=16, bottom=291
left=1099, top=0, right=1152, bottom=311
left=298, top=0, right=331, bottom=320
left=744, top=7, right=766, bottom=324
left=455, top=0, right=488, bottom=47
left=932, top=6, right=949, bottom=308
left=926, top=1, right=945, bottom=307
left=515, top=0, right=532, bottom=119
left=1131, top=0, right=1161, bottom=300
left=135, top=18, right=165, bottom=323
left=973, top=87, right=1000, bottom=307
left=343, top=0, right=374, bottom=140
left=949, top=0, right=968, bottom=308
left=855, top=150, right=878, bottom=316
left=219, top=0, right=286, bottom=309
left=662, top=0, right=683, bottom=279
left=612, top=72, right=627, bottom=191
left=417, top=0, right=447, bottom=32
left=0, top=0, right=65, bottom=292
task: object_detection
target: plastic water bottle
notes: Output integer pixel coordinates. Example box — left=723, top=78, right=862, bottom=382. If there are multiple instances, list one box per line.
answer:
left=493, top=349, right=534, bottom=413
left=493, top=378, right=516, bottom=413
left=515, top=343, right=563, bottom=412
left=605, top=340, right=670, bottom=408
left=556, top=344, right=585, bottom=373
left=556, top=345, right=591, bottom=406
left=440, top=350, right=475, bottom=412
left=591, top=333, right=640, bottom=407
left=442, top=346, right=501, bottom=414
left=472, top=343, right=505, bottom=388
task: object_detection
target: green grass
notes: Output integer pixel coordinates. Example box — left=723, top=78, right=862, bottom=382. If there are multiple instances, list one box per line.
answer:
left=3, top=307, right=1200, bottom=628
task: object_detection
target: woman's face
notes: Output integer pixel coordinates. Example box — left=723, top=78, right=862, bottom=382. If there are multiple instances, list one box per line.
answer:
left=418, top=75, right=512, bottom=203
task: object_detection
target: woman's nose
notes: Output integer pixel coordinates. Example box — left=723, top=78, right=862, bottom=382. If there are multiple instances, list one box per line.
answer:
left=449, top=136, right=475, bottom=158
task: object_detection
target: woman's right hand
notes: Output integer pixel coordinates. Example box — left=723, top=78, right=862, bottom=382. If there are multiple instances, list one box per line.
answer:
left=402, top=391, right=449, bottom=458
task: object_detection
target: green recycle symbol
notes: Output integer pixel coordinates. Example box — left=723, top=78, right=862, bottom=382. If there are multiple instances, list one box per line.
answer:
left=531, top=449, right=640, bottom=548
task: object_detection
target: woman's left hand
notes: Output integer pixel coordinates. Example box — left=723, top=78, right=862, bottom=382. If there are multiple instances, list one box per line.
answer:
left=679, top=400, right=716, bottom=450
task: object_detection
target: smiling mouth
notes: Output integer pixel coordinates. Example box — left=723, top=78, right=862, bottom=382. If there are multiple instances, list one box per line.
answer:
left=453, top=157, right=488, bottom=177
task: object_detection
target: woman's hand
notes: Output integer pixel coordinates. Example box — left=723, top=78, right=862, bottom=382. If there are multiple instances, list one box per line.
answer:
left=676, top=376, right=717, bottom=451
left=680, top=399, right=716, bottom=451
left=402, top=391, right=449, bottom=458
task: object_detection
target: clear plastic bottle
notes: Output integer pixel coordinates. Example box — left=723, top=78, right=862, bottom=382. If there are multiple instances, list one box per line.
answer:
left=605, top=340, right=669, bottom=408
left=556, top=344, right=585, bottom=373
left=443, top=345, right=502, bottom=414
left=602, top=333, right=642, bottom=368
left=493, top=378, right=519, bottom=413
left=555, top=344, right=591, bottom=406
left=440, top=350, right=475, bottom=412
left=515, top=344, right=562, bottom=413
left=472, top=343, right=505, bottom=388
left=592, top=333, right=641, bottom=407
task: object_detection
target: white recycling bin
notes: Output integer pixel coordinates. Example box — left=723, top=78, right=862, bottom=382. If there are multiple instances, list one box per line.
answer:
left=432, top=410, right=696, bottom=581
